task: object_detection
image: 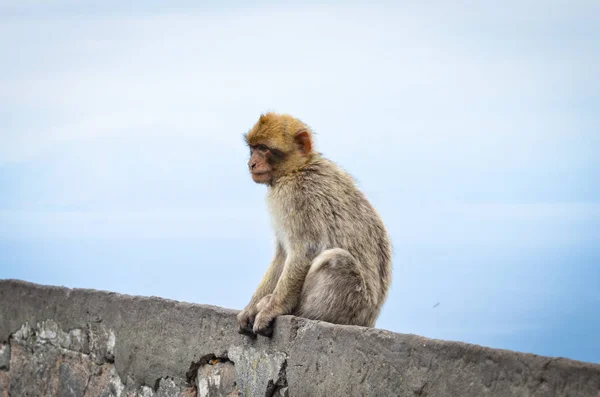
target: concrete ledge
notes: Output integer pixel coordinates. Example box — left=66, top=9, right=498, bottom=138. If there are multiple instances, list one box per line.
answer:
left=1, top=279, right=598, bottom=396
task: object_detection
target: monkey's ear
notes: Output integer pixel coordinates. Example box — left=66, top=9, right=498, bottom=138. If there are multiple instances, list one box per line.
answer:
left=294, top=130, right=312, bottom=156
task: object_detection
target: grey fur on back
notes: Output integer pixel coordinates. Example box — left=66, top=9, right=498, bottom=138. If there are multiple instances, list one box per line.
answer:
left=267, top=154, right=392, bottom=326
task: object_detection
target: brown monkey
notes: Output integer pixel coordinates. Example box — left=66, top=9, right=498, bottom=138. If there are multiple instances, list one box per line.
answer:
left=237, top=112, right=392, bottom=337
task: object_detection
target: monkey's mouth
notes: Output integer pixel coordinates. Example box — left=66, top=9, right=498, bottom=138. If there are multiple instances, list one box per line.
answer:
left=251, top=171, right=271, bottom=184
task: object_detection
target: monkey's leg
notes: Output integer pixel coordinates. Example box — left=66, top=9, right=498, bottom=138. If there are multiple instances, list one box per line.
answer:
left=296, top=248, right=376, bottom=327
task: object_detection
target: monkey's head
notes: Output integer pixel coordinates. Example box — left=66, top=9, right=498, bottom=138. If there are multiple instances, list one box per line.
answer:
left=244, top=112, right=313, bottom=185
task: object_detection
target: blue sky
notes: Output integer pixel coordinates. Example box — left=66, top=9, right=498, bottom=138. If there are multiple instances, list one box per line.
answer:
left=1, top=1, right=599, bottom=363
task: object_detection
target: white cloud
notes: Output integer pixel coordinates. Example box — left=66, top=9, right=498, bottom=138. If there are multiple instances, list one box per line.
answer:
left=0, top=208, right=268, bottom=240
left=1, top=202, right=598, bottom=243
left=0, top=3, right=598, bottom=243
left=1, top=2, right=597, bottom=167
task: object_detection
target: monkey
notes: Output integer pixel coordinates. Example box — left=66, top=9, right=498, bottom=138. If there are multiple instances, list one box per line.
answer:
left=237, top=112, right=392, bottom=337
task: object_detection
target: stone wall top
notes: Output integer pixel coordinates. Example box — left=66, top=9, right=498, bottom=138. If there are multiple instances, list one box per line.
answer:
left=1, top=279, right=598, bottom=396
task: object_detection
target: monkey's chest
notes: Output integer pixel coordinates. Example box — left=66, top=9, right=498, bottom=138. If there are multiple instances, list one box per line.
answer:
left=269, top=212, right=292, bottom=252
left=268, top=204, right=330, bottom=259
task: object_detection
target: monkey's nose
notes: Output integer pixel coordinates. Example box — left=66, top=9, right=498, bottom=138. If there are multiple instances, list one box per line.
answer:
left=249, top=162, right=256, bottom=170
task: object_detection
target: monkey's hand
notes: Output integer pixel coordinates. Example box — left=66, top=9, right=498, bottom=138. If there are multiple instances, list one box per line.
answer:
left=237, top=306, right=258, bottom=338
left=253, top=305, right=278, bottom=337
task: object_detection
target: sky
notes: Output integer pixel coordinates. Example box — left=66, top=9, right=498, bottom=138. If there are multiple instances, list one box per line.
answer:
left=1, top=1, right=599, bottom=364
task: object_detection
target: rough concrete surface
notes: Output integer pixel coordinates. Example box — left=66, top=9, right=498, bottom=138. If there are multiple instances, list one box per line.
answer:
left=0, top=279, right=598, bottom=397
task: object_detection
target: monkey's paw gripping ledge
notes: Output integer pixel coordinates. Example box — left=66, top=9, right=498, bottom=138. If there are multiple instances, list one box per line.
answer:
left=0, top=280, right=598, bottom=397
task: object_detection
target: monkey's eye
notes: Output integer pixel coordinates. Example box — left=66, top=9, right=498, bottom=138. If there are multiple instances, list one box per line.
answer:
left=257, top=144, right=269, bottom=152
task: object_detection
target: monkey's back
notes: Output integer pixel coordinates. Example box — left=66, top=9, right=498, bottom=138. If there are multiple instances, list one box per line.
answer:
left=268, top=155, right=392, bottom=305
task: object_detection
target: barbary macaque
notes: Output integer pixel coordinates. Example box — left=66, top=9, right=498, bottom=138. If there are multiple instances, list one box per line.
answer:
left=238, top=112, right=392, bottom=337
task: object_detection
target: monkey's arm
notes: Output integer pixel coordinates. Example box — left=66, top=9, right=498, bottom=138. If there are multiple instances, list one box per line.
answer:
left=247, top=242, right=286, bottom=308
left=237, top=242, right=285, bottom=334
left=252, top=247, right=312, bottom=335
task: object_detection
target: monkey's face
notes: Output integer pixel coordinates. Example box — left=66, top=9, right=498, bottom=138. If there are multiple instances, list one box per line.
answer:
left=248, top=144, right=276, bottom=185
left=244, top=113, right=314, bottom=185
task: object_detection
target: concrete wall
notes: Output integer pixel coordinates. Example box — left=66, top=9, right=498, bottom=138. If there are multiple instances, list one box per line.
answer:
left=0, top=279, right=598, bottom=397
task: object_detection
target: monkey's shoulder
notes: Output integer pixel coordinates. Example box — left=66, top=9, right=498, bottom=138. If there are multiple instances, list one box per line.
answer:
left=270, top=157, right=367, bottom=209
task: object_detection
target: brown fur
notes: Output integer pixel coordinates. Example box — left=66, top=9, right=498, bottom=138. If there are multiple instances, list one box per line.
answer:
left=238, top=112, right=392, bottom=336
